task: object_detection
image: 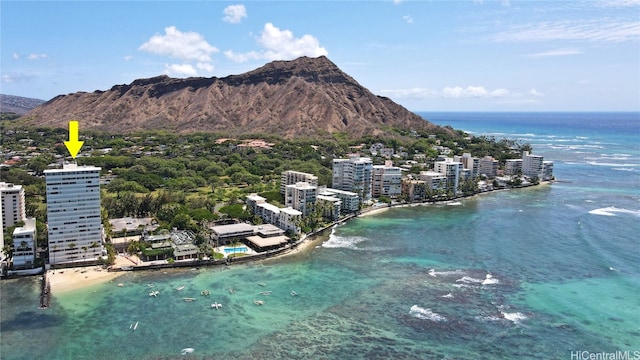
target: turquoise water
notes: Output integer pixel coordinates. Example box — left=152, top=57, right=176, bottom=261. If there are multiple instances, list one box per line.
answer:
left=1, top=112, right=639, bottom=359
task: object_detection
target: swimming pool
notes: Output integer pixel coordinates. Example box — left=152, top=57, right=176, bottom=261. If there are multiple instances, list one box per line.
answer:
left=224, top=247, right=248, bottom=253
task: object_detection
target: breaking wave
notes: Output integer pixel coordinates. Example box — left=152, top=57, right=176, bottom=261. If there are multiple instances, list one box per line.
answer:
left=409, top=305, right=447, bottom=322
left=588, top=206, right=640, bottom=217
left=322, top=229, right=368, bottom=249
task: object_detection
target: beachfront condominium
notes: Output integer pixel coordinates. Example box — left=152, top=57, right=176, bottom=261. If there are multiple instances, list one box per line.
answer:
left=479, top=156, right=499, bottom=178
left=332, top=156, right=373, bottom=201
left=434, top=158, right=463, bottom=194
left=285, top=182, right=317, bottom=216
left=1, top=182, right=27, bottom=255
left=522, top=151, right=544, bottom=179
left=12, top=218, right=37, bottom=269
left=372, top=161, right=402, bottom=198
left=45, top=164, right=102, bottom=265
left=280, top=171, right=318, bottom=195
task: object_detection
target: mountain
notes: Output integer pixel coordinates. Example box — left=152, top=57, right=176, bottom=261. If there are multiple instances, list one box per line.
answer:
left=0, top=94, right=46, bottom=115
left=20, top=56, right=444, bottom=138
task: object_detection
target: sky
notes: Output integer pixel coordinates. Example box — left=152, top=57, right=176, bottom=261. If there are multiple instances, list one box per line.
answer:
left=1, top=0, right=639, bottom=112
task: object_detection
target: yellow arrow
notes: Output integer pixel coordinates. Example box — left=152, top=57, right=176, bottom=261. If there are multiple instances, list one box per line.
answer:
left=64, top=120, right=84, bottom=159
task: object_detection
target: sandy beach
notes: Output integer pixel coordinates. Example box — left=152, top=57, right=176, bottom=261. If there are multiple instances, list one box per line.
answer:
left=47, top=266, right=123, bottom=294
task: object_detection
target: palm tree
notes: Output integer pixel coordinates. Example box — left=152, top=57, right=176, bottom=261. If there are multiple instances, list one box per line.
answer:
left=82, top=246, right=88, bottom=264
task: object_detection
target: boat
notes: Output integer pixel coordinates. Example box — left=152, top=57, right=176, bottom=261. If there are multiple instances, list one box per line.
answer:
left=253, top=299, right=265, bottom=306
left=133, top=321, right=138, bottom=331
left=181, top=348, right=194, bottom=355
left=176, top=285, right=185, bottom=291
left=200, top=290, right=210, bottom=296
left=149, top=290, right=159, bottom=297
left=258, top=282, right=266, bottom=287
left=147, top=283, right=155, bottom=288
left=183, top=298, right=196, bottom=302
left=260, top=291, right=272, bottom=295
left=117, top=283, right=124, bottom=287
left=210, top=302, right=222, bottom=309
left=228, top=288, right=235, bottom=294
left=290, top=290, right=298, bottom=296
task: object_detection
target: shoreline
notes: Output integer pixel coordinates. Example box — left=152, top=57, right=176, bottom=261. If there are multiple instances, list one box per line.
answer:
left=48, top=181, right=552, bottom=294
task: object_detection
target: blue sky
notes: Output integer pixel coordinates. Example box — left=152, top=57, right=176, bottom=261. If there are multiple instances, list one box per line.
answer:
left=1, top=0, right=639, bottom=111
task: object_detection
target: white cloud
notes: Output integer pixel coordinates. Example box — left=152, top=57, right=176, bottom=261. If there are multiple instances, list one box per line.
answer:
left=224, top=50, right=261, bottom=63
left=223, top=4, right=247, bottom=24
left=226, top=23, right=328, bottom=62
left=492, top=20, right=640, bottom=43
left=442, top=86, right=510, bottom=98
left=381, top=86, right=511, bottom=99
left=139, top=26, right=218, bottom=62
left=196, top=62, right=214, bottom=72
left=259, top=23, right=328, bottom=60
left=124, top=55, right=134, bottom=61
left=403, top=15, right=414, bottom=24
left=525, top=49, right=583, bottom=58
left=163, top=63, right=198, bottom=77
left=27, top=53, right=48, bottom=60
left=393, top=0, right=403, bottom=4
left=530, top=89, right=544, bottom=97
left=13, top=53, right=19, bottom=60
left=1, top=73, right=33, bottom=83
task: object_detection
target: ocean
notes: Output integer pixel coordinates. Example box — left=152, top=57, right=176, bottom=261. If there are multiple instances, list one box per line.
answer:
left=1, top=112, right=639, bottom=359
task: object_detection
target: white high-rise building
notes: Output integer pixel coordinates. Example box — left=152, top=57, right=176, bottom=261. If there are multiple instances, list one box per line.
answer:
left=522, top=151, right=544, bottom=179
left=45, top=164, right=102, bottom=265
left=479, top=156, right=499, bottom=178
left=332, top=156, right=373, bottom=201
left=372, top=162, right=402, bottom=198
left=280, top=171, right=318, bottom=195
left=434, top=158, right=463, bottom=194
left=285, top=182, right=317, bottom=216
left=1, top=182, right=27, bottom=255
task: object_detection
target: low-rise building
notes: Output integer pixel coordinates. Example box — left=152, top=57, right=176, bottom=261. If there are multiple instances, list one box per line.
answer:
left=12, top=218, right=37, bottom=269
left=318, top=187, right=360, bottom=213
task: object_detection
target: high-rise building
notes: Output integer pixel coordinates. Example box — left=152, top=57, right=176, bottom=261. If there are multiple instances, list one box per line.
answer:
left=1, top=182, right=27, bottom=254
left=522, top=151, right=544, bottom=179
left=280, top=171, right=318, bottom=195
left=479, top=156, right=499, bottom=178
left=285, top=182, right=317, bottom=216
left=372, top=161, right=402, bottom=198
left=434, top=158, right=463, bottom=194
left=332, top=156, right=373, bottom=201
left=45, top=164, right=102, bottom=265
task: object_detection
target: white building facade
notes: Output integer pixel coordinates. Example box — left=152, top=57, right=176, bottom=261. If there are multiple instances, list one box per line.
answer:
left=522, top=151, right=544, bottom=179
left=332, top=157, right=373, bottom=201
left=1, top=182, right=26, bottom=231
left=280, top=171, right=318, bottom=195
left=372, top=163, right=402, bottom=198
left=45, top=164, right=102, bottom=265
left=433, top=158, right=463, bottom=194
left=12, top=218, right=37, bottom=269
left=285, top=182, right=317, bottom=216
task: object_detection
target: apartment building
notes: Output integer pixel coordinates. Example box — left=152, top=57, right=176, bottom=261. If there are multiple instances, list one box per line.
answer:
left=372, top=162, right=402, bottom=198
left=479, top=156, right=499, bottom=178
left=1, top=182, right=26, bottom=230
left=280, top=171, right=318, bottom=195
left=522, top=151, right=544, bottom=179
left=285, top=182, right=317, bottom=216
left=45, top=164, right=102, bottom=265
left=332, top=156, right=373, bottom=201
left=12, top=218, right=37, bottom=269
left=434, top=158, right=463, bottom=194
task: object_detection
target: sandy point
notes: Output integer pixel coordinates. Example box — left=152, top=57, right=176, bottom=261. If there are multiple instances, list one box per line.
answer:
left=48, top=265, right=124, bottom=294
